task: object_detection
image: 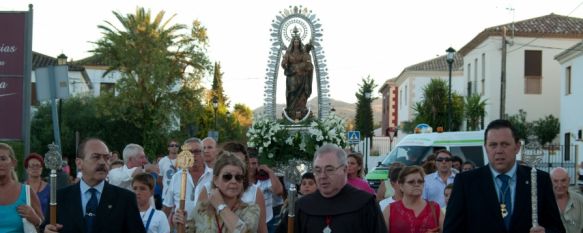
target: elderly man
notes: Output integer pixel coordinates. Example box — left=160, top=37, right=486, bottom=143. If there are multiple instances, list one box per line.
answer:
left=423, top=149, right=456, bottom=208
left=550, top=167, right=583, bottom=233
left=293, top=144, right=387, bottom=233
left=444, top=119, right=565, bottom=233
left=107, top=143, right=149, bottom=190
left=202, top=137, right=218, bottom=168
left=162, top=138, right=213, bottom=226
left=43, top=138, right=145, bottom=233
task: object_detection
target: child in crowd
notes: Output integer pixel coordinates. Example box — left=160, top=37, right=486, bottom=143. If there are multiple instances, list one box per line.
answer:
left=442, top=183, right=454, bottom=214
left=275, top=172, right=317, bottom=233
left=132, top=173, right=170, bottom=233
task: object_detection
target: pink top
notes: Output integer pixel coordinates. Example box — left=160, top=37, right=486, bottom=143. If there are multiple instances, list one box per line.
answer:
left=347, top=177, right=375, bottom=194
left=388, top=200, right=440, bottom=233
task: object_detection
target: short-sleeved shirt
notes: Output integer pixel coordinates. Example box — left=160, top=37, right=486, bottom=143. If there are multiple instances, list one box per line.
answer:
left=108, top=165, right=139, bottom=190
left=158, top=156, right=177, bottom=198
left=162, top=168, right=213, bottom=219
left=422, top=171, right=455, bottom=208
left=561, top=192, right=583, bottom=233
left=140, top=206, right=170, bottom=233
left=256, top=179, right=273, bottom=222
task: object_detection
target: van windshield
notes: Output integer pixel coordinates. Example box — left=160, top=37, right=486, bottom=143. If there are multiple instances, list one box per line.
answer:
left=381, top=146, right=433, bottom=166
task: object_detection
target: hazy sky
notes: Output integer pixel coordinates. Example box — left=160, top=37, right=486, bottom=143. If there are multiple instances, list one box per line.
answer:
left=3, top=0, right=583, bottom=109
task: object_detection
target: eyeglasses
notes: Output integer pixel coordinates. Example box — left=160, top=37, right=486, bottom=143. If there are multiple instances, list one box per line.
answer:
left=168, top=144, right=180, bottom=148
left=313, top=165, right=345, bottom=177
left=405, top=179, right=425, bottom=185
left=221, top=173, right=245, bottom=183
left=28, top=164, right=43, bottom=168
left=436, top=157, right=452, bottom=162
left=189, top=149, right=202, bottom=154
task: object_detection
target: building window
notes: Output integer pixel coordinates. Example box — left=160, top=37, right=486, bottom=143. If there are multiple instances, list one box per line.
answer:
left=467, top=63, right=472, bottom=96
left=481, top=53, right=485, bottom=95
left=404, top=85, right=407, bottom=106
left=524, top=50, right=542, bottom=94
left=566, top=66, right=572, bottom=95
left=100, top=83, right=115, bottom=95
left=399, top=89, right=402, bottom=108
left=474, top=58, right=478, bottom=94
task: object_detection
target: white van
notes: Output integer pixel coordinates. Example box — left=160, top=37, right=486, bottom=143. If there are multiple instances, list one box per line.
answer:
left=365, top=130, right=487, bottom=189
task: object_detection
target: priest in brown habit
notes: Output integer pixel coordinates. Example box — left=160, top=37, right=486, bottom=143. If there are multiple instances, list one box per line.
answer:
left=292, top=144, right=387, bottom=233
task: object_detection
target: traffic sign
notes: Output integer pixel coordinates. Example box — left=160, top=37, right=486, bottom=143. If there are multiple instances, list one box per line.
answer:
left=347, top=131, right=360, bottom=144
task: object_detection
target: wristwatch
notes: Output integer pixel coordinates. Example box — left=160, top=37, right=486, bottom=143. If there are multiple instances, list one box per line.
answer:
left=216, top=204, right=227, bottom=214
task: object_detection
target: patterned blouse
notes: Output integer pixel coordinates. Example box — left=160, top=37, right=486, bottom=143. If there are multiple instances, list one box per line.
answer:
left=187, top=201, right=260, bottom=233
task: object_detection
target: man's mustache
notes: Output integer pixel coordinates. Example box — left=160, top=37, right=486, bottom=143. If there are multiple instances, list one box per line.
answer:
left=96, top=165, right=107, bottom=172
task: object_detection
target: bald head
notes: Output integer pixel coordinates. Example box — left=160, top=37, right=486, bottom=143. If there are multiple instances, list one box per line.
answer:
left=550, top=167, right=570, bottom=197
left=550, top=167, right=569, bottom=179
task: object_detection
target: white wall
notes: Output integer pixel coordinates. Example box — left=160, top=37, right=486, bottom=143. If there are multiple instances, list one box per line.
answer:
left=559, top=53, right=583, bottom=164
left=464, top=36, right=581, bottom=123
left=85, top=68, right=122, bottom=96
left=395, top=72, right=464, bottom=127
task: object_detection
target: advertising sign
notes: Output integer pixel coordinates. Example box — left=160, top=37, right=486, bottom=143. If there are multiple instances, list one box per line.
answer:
left=0, top=12, right=26, bottom=139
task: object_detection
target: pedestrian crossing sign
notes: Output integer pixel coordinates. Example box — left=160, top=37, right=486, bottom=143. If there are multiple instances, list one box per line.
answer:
left=347, top=131, right=360, bottom=144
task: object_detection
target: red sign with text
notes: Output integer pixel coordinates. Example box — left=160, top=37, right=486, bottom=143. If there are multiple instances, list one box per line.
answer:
left=0, top=12, right=26, bottom=139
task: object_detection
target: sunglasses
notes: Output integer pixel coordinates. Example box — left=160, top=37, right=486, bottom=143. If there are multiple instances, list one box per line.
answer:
left=405, top=179, right=425, bottom=185
left=436, top=157, right=452, bottom=162
left=168, top=144, right=180, bottom=148
left=189, top=149, right=202, bottom=154
left=221, top=173, right=245, bottom=183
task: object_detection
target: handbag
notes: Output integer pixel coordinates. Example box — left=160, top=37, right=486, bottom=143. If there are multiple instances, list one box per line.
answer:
left=22, top=184, right=38, bottom=233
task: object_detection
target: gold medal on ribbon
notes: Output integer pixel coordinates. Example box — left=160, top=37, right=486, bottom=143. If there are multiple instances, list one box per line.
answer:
left=500, top=204, right=508, bottom=218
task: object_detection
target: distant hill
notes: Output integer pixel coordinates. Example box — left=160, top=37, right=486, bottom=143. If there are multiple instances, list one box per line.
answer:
left=253, top=97, right=382, bottom=124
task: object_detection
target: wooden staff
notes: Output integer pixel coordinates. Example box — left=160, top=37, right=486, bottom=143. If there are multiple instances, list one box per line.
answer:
left=44, top=143, right=63, bottom=225
left=176, top=144, right=194, bottom=233
left=287, top=184, right=297, bottom=233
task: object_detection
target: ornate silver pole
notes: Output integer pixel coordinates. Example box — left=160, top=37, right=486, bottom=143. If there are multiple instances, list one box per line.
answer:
left=44, top=143, right=62, bottom=225
left=522, top=135, right=543, bottom=228
left=287, top=184, right=297, bottom=233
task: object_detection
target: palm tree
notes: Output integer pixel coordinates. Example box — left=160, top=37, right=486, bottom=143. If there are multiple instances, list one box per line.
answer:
left=464, top=94, right=487, bottom=130
left=92, top=7, right=211, bottom=155
left=412, top=78, right=463, bottom=131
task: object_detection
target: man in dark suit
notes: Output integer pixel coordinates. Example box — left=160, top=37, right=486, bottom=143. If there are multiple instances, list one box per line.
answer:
left=444, top=119, right=565, bottom=233
left=44, top=138, right=145, bottom=233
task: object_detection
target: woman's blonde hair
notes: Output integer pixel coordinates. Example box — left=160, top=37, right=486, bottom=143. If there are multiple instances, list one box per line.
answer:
left=0, top=143, right=18, bottom=181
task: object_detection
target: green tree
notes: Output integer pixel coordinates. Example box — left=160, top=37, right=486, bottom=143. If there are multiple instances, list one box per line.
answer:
left=91, top=7, right=211, bottom=155
left=465, top=94, right=487, bottom=130
left=507, top=109, right=532, bottom=142
left=533, top=115, right=560, bottom=146
left=354, top=76, right=377, bottom=139
left=412, top=79, right=464, bottom=131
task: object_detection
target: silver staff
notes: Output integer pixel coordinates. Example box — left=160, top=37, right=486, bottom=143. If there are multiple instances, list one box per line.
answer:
left=522, top=135, right=544, bottom=228
left=44, top=143, right=63, bottom=225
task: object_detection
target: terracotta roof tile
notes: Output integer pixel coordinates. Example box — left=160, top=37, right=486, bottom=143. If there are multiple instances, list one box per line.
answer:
left=460, top=13, right=583, bottom=55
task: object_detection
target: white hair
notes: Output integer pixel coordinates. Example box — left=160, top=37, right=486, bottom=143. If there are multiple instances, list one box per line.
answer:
left=202, top=137, right=216, bottom=145
left=550, top=167, right=569, bottom=178
left=122, top=143, right=144, bottom=163
left=313, top=144, right=347, bottom=166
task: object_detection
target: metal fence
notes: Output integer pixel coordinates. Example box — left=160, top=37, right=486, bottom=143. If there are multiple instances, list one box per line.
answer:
left=528, top=144, right=579, bottom=185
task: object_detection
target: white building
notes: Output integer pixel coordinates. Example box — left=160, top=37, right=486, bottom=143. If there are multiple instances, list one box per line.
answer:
left=459, top=13, right=583, bottom=123
left=391, top=54, right=464, bottom=128
left=555, top=41, right=583, bottom=164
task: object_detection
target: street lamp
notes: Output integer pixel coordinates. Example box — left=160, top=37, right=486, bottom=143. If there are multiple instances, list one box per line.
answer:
left=212, top=96, right=218, bottom=130
left=446, top=47, right=456, bottom=131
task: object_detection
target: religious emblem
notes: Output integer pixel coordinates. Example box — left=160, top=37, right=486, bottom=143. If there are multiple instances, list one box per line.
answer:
left=522, top=135, right=544, bottom=228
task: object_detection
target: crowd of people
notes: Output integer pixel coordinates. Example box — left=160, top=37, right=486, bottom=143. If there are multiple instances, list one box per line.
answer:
left=0, top=118, right=582, bottom=233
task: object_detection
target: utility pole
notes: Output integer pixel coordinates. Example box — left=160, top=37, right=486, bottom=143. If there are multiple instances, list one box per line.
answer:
left=500, top=26, right=508, bottom=119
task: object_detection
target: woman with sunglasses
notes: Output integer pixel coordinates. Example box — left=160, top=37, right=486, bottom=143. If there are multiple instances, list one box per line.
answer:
left=174, top=152, right=260, bottom=232
left=383, top=166, right=443, bottom=233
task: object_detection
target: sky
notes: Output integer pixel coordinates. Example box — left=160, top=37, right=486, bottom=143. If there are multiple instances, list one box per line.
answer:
left=3, top=0, right=583, bottom=110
